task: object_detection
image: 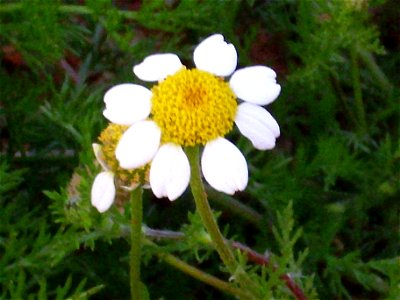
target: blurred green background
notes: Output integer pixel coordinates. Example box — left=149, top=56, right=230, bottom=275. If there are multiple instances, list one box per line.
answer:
left=0, top=0, right=399, bottom=299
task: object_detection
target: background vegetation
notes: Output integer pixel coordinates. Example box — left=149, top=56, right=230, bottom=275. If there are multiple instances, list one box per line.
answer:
left=1, top=0, right=399, bottom=299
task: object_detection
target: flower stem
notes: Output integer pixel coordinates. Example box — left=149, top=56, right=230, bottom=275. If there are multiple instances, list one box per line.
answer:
left=127, top=226, right=308, bottom=300
left=185, top=146, right=237, bottom=272
left=142, top=239, right=252, bottom=299
left=130, top=187, right=143, bottom=300
left=185, top=146, right=261, bottom=299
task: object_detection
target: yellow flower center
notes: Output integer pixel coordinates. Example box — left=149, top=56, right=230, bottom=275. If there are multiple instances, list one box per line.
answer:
left=151, top=68, right=237, bottom=146
left=99, top=124, right=150, bottom=187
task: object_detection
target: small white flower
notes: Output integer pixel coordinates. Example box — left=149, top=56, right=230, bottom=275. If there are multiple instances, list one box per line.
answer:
left=90, top=128, right=150, bottom=213
left=103, top=34, right=281, bottom=200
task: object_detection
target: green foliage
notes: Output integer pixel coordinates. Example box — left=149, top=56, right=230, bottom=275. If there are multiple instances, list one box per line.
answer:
left=288, top=0, right=385, bottom=84
left=1, top=0, right=399, bottom=299
left=248, top=202, right=317, bottom=299
left=135, top=1, right=239, bottom=35
left=0, top=161, right=24, bottom=197
left=0, top=163, right=103, bottom=299
left=0, top=1, right=88, bottom=71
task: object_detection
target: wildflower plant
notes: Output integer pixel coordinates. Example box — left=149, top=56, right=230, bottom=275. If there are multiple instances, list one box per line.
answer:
left=111, top=34, right=281, bottom=200
left=3, top=1, right=398, bottom=299
left=92, top=34, right=282, bottom=299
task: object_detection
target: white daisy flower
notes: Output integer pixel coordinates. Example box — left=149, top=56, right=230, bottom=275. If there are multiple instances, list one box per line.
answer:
left=104, top=34, right=281, bottom=200
left=90, top=125, right=150, bottom=213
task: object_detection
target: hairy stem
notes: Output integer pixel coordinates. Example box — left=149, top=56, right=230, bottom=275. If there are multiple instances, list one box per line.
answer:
left=185, top=146, right=260, bottom=299
left=143, top=239, right=251, bottom=299
left=130, top=187, right=143, bottom=300
left=185, top=146, right=237, bottom=271
left=142, top=226, right=308, bottom=300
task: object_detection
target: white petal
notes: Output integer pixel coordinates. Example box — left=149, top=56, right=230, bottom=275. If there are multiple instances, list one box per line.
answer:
left=116, top=120, right=161, bottom=169
left=229, top=66, right=281, bottom=105
left=92, top=143, right=110, bottom=171
left=235, top=103, right=280, bottom=150
left=193, top=34, right=237, bottom=77
left=201, top=138, right=248, bottom=194
left=91, top=171, right=115, bottom=213
left=150, top=143, right=190, bottom=201
left=133, top=54, right=182, bottom=82
left=103, top=84, right=151, bottom=125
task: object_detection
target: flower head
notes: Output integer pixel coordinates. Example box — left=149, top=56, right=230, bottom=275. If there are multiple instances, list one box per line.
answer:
left=103, top=34, right=281, bottom=200
left=151, top=68, right=237, bottom=146
left=91, top=124, right=150, bottom=213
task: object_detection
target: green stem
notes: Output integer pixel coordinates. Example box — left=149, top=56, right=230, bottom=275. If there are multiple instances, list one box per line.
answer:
left=185, top=146, right=260, bottom=299
left=185, top=146, right=237, bottom=272
left=130, top=187, right=143, bottom=300
left=143, top=239, right=251, bottom=299
left=350, top=46, right=367, bottom=135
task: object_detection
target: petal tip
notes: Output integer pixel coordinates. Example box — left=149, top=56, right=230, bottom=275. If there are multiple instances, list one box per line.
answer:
left=91, top=172, right=115, bottom=213
left=149, top=143, right=190, bottom=201
left=194, top=34, right=237, bottom=76
left=230, top=66, right=281, bottom=105
left=201, top=138, right=248, bottom=195
left=134, top=54, right=182, bottom=82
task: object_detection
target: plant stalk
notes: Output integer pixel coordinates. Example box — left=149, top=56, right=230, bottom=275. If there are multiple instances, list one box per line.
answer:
left=142, top=239, right=252, bottom=299
left=185, top=146, right=237, bottom=272
left=185, top=146, right=260, bottom=299
left=130, top=187, right=143, bottom=300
